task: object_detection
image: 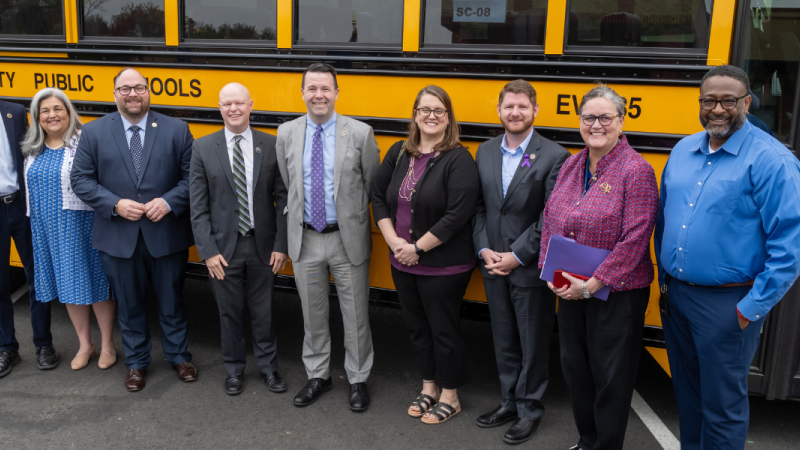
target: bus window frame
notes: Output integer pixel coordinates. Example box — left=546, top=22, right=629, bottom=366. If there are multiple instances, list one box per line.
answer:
left=0, top=0, right=67, bottom=41
left=730, top=0, right=800, bottom=152
left=417, top=0, right=547, bottom=53
left=560, top=0, right=714, bottom=58
left=291, top=0, right=404, bottom=49
left=179, top=0, right=279, bottom=48
left=77, top=0, right=168, bottom=44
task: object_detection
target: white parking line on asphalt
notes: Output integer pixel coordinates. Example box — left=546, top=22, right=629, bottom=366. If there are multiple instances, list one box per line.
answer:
left=11, top=284, right=29, bottom=303
left=631, top=390, right=680, bottom=450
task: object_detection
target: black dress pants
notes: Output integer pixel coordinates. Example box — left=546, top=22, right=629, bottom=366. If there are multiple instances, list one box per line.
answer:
left=208, top=235, right=277, bottom=378
left=391, top=266, right=472, bottom=389
left=558, top=287, right=650, bottom=450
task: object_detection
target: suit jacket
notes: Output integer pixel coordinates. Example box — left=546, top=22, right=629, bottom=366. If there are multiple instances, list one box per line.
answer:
left=189, top=128, right=288, bottom=265
left=275, top=114, right=380, bottom=266
left=70, top=111, right=194, bottom=259
left=0, top=100, right=28, bottom=200
left=473, top=130, right=570, bottom=288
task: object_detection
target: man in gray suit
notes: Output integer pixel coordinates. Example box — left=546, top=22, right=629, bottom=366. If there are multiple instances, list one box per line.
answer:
left=473, top=80, right=570, bottom=444
left=189, top=83, right=288, bottom=396
left=275, top=63, right=379, bottom=411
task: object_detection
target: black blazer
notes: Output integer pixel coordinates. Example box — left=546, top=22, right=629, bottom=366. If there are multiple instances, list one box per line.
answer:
left=473, top=130, right=570, bottom=287
left=0, top=100, right=28, bottom=198
left=189, top=128, right=288, bottom=265
left=372, top=141, right=479, bottom=267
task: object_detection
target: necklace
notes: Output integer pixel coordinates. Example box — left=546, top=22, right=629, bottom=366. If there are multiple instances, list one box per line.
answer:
left=399, top=153, right=433, bottom=201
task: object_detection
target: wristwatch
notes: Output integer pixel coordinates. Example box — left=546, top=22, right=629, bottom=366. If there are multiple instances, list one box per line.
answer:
left=414, top=243, right=425, bottom=254
left=582, top=281, right=591, bottom=299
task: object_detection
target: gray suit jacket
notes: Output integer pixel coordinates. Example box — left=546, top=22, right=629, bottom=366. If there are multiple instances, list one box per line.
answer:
left=473, top=130, right=570, bottom=288
left=275, top=114, right=380, bottom=266
left=189, top=128, right=288, bottom=265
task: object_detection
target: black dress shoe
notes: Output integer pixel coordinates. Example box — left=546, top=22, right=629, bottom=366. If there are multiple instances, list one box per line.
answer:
left=225, top=376, right=244, bottom=395
left=476, top=404, right=518, bottom=428
left=504, top=418, right=541, bottom=444
left=261, top=371, right=287, bottom=393
left=0, top=350, right=20, bottom=379
left=349, top=382, right=370, bottom=412
left=35, top=345, right=59, bottom=370
left=293, top=377, right=332, bottom=406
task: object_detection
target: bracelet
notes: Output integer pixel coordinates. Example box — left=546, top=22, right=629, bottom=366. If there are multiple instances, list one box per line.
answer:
left=736, top=307, right=750, bottom=322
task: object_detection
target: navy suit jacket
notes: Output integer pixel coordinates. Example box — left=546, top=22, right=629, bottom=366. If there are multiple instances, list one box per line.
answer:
left=0, top=100, right=28, bottom=200
left=70, top=110, right=194, bottom=259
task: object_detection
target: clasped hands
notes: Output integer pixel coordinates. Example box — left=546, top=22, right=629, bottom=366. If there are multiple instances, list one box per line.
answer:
left=480, top=249, right=520, bottom=276
left=115, top=198, right=169, bottom=222
left=548, top=272, right=603, bottom=301
left=389, top=236, right=419, bottom=266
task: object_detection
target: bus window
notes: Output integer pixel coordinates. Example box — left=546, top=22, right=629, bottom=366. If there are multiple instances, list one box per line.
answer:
left=295, top=0, right=403, bottom=45
left=566, top=0, right=712, bottom=49
left=183, top=0, right=276, bottom=41
left=82, top=0, right=165, bottom=38
left=423, top=0, right=548, bottom=47
left=0, top=0, right=63, bottom=36
left=739, top=0, right=800, bottom=145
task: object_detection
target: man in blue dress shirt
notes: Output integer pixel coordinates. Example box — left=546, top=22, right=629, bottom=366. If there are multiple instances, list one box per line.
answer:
left=655, top=65, right=800, bottom=450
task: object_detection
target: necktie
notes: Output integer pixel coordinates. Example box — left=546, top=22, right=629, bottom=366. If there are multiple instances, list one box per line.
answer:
left=129, top=125, right=142, bottom=177
left=232, top=135, right=251, bottom=234
left=309, top=124, right=327, bottom=233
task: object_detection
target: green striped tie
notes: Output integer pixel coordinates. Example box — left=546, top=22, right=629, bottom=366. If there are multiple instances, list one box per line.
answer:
left=232, top=135, right=250, bottom=234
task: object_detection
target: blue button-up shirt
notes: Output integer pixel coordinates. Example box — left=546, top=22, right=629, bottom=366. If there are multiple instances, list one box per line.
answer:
left=655, top=121, right=800, bottom=320
left=0, top=117, right=18, bottom=195
left=303, top=113, right=337, bottom=224
left=118, top=113, right=170, bottom=212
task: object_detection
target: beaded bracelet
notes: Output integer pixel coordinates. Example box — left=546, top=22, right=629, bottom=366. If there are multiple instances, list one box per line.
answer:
left=736, top=307, right=750, bottom=322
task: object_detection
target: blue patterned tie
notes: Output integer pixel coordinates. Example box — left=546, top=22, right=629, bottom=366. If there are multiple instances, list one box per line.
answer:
left=129, top=125, right=142, bottom=177
left=310, top=124, right=327, bottom=233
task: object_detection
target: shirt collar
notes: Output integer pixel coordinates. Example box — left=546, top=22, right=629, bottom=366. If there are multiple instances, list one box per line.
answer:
left=224, top=126, right=252, bottom=144
left=307, top=112, right=337, bottom=135
left=500, top=128, right=534, bottom=155
left=698, top=120, right=752, bottom=156
left=120, top=112, right=149, bottom=132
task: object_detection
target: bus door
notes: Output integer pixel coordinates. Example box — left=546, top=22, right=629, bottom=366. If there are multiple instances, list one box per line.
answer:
left=734, top=0, right=800, bottom=400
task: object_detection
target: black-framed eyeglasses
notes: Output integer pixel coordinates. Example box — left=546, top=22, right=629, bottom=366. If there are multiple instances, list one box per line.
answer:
left=581, top=114, right=618, bottom=126
left=699, top=95, right=747, bottom=111
left=115, top=85, right=148, bottom=96
left=416, top=107, right=448, bottom=118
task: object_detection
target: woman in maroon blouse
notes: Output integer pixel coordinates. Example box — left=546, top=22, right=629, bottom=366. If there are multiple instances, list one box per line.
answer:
left=372, top=86, right=479, bottom=425
left=538, top=85, right=658, bottom=450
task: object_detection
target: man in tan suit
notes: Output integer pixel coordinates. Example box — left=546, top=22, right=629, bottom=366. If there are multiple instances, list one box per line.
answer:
left=275, top=63, right=380, bottom=411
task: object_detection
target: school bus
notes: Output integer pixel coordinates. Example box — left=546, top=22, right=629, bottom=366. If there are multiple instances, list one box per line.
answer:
left=2, top=0, right=799, bottom=399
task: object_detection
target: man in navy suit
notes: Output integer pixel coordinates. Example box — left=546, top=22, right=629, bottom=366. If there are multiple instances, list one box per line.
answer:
left=71, top=68, right=197, bottom=392
left=0, top=99, right=59, bottom=378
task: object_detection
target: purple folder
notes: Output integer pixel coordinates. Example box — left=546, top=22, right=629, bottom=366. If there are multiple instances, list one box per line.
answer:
left=541, top=235, right=612, bottom=300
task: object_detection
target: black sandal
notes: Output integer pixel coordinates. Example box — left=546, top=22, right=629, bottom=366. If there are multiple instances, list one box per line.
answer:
left=421, top=401, right=461, bottom=424
left=407, top=393, right=438, bottom=418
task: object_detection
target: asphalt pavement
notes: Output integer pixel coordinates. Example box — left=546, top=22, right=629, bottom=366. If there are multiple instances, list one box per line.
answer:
left=1, top=277, right=798, bottom=449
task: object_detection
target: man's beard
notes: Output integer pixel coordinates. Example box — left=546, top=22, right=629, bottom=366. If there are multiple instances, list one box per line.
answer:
left=501, top=116, right=533, bottom=135
left=701, top=110, right=747, bottom=140
left=118, top=96, right=149, bottom=119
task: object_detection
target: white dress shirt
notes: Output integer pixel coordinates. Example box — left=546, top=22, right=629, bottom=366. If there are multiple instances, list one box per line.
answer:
left=224, top=126, right=255, bottom=229
left=0, top=117, right=19, bottom=195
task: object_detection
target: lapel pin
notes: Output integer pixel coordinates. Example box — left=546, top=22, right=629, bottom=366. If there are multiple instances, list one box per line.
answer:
left=6, top=113, right=11, bottom=118
left=520, top=154, right=531, bottom=168
left=341, top=131, right=347, bottom=137
left=152, top=123, right=157, bottom=128
left=600, top=182, right=612, bottom=193
left=255, top=147, right=262, bottom=154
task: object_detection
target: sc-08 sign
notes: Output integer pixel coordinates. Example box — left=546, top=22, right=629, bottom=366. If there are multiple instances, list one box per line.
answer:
left=453, top=0, right=506, bottom=23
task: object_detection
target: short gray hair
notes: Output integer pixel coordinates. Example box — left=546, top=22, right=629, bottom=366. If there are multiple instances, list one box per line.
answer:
left=22, top=88, right=82, bottom=157
left=578, top=84, right=627, bottom=118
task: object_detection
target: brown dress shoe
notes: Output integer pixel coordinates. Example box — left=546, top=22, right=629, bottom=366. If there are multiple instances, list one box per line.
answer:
left=172, top=362, right=198, bottom=382
left=124, top=369, right=146, bottom=392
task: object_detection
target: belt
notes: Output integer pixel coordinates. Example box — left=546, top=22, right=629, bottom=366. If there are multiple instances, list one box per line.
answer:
left=239, top=229, right=254, bottom=237
left=0, top=192, right=19, bottom=204
left=302, top=222, right=339, bottom=233
left=683, top=280, right=754, bottom=289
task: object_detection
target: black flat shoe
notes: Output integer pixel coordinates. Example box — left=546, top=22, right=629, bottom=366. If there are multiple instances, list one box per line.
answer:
left=349, top=382, right=370, bottom=412
left=476, top=404, right=517, bottom=428
left=293, top=377, right=332, bottom=406
left=261, top=371, right=287, bottom=393
left=225, top=376, right=244, bottom=396
left=36, top=345, right=59, bottom=370
left=503, top=418, right=541, bottom=444
left=0, top=350, right=20, bottom=379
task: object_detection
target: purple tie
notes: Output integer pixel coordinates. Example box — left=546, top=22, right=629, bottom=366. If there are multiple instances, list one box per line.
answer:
left=310, top=124, right=327, bottom=233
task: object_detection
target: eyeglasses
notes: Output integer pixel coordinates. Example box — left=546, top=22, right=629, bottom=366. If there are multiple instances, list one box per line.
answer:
left=416, top=107, right=448, bottom=118
left=115, top=85, right=148, bottom=96
left=581, top=114, right=618, bottom=126
left=699, top=95, right=747, bottom=111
